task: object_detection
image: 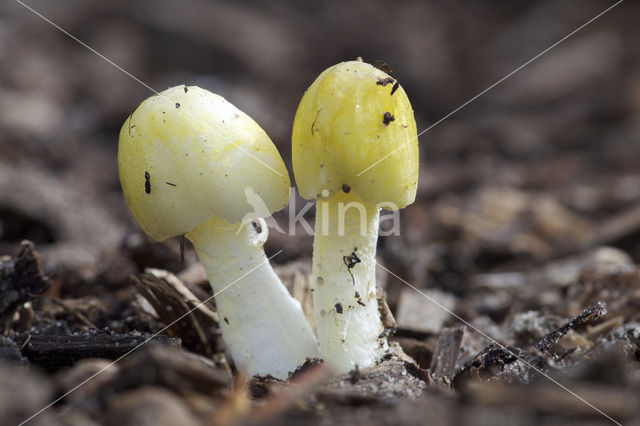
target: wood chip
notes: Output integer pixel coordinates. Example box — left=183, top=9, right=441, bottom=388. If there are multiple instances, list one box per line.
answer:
left=395, top=289, right=455, bottom=335
left=535, top=301, right=607, bottom=353
left=133, top=268, right=220, bottom=357
left=15, top=332, right=179, bottom=372
left=0, top=240, right=49, bottom=319
left=430, top=327, right=464, bottom=380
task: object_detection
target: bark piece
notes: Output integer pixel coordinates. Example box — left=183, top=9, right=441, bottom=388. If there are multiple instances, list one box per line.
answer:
left=392, top=337, right=435, bottom=369
left=248, top=374, right=287, bottom=400
left=15, top=332, right=179, bottom=372
left=452, top=343, right=540, bottom=386
left=430, top=327, right=464, bottom=381
left=535, top=301, right=607, bottom=353
left=453, top=302, right=608, bottom=385
left=0, top=240, right=49, bottom=320
left=132, top=268, right=220, bottom=357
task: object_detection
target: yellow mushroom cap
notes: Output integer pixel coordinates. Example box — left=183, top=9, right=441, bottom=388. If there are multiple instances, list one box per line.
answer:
left=118, top=85, right=290, bottom=241
left=292, top=60, right=418, bottom=209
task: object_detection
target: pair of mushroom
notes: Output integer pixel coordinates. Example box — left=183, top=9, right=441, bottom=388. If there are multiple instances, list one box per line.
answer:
left=118, top=60, right=418, bottom=379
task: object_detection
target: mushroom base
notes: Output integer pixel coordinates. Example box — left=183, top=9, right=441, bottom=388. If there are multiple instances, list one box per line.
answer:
left=186, top=216, right=319, bottom=379
left=313, top=192, right=388, bottom=374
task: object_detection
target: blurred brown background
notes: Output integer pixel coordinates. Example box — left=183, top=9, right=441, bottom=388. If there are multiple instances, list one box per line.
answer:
left=1, top=0, right=639, bottom=293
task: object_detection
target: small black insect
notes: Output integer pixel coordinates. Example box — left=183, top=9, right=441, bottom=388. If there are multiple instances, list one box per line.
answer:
left=391, top=81, right=399, bottom=95
left=341, top=184, right=351, bottom=193
left=343, top=249, right=361, bottom=269
left=183, top=86, right=188, bottom=93
left=335, top=303, right=343, bottom=314
left=383, top=112, right=395, bottom=126
left=175, top=102, right=181, bottom=108
left=343, top=248, right=361, bottom=286
left=144, top=171, right=151, bottom=194
left=355, top=291, right=366, bottom=307
left=224, top=317, right=229, bottom=325
left=376, top=77, right=394, bottom=86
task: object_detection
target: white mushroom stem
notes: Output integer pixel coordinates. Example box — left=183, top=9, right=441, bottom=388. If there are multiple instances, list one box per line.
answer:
left=185, top=216, right=319, bottom=379
left=312, top=192, right=388, bottom=374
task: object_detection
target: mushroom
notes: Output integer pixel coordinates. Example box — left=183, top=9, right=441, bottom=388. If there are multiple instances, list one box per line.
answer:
left=291, top=61, right=418, bottom=373
left=118, top=85, right=319, bottom=379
